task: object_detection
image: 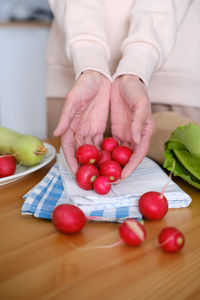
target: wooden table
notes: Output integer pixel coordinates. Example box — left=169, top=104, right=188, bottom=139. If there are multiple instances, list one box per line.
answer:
left=0, top=138, right=200, bottom=300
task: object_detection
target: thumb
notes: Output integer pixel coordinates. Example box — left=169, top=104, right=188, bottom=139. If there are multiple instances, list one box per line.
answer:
left=53, top=97, right=75, bottom=137
left=131, top=109, right=145, bottom=144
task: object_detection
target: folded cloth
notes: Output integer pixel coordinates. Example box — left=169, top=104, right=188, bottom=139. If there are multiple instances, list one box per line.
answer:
left=22, top=149, right=192, bottom=222
left=164, top=123, right=200, bottom=189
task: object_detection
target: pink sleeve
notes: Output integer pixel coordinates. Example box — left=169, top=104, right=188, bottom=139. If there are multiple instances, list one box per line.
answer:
left=48, top=0, right=111, bottom=80
left=113, top=0, right=192, bottom=85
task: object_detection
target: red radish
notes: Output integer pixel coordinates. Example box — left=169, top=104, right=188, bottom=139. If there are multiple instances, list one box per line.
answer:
left=138, top=191, right=168, bottom=220
left=100, top=160, right=122, bottom=182
left=76, top=164, right=99, bottom=190
left=158, top=227, right=185, bottom=253
left=0, top=154, right=16, bottom=178
left=101, top=137, right=119, bottom=152
left=97, top=150, right=111, bottom=167
left=52, top=204, right=119, bottom=235
left=72, top=218, right=146, bottom=250
left=112, top=145, right=133, bottom=166
left=119, top=219, right=146, bottom=246
left=93, top=176, right=111, bottom=195
left=52, top=204, right=87, bottom=234
left=75, top=144, right=99, bottom=165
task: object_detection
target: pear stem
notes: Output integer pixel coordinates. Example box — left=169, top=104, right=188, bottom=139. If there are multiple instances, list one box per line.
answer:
left=34, top=145, right=48, bottom=156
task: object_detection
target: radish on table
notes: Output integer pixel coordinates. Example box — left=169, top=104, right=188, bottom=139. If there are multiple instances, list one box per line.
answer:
left=69, top=218, right=147, bottom=250
left=119, top=219, right=146, bottom=246
left=158, top=227, right=185, bottom=253
left=52, top=204, right=87, bottom=234
left=52, top=204, right=124, bottom=235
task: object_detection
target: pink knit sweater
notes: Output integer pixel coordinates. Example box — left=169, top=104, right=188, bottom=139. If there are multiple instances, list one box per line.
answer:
left=46, top=0, right=200, bottom=108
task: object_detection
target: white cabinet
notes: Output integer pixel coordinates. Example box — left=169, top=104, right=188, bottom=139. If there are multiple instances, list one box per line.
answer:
left=0, top=24, right=50, bottom=139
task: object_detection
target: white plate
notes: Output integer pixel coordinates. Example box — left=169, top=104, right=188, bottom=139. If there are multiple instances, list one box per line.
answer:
left=0, top=143, right=56, bottom=186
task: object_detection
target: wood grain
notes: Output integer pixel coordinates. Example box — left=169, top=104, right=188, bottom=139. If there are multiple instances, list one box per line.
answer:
left=0, top=138, right=200, bottom=300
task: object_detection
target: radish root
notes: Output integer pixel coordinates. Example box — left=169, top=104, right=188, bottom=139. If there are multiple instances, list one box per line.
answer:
left=70, top=239, right=123, bottom=251
left=87, top=216, right=128, bottom=222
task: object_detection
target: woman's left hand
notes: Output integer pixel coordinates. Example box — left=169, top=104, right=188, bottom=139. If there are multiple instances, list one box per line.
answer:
left=111, top=74, right=155, bottom=178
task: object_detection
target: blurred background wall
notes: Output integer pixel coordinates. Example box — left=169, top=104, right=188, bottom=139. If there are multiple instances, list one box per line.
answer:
left=0, top=0, right=53, bottom=139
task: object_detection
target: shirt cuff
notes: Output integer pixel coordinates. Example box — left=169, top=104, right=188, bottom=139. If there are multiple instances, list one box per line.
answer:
left=69, top=41, right=112, bottom=81
left=112, top=42, right=159, bottom=86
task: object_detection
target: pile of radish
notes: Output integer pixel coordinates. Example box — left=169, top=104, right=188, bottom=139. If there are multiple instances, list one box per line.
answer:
left=75, top=137, right=133, bottom=195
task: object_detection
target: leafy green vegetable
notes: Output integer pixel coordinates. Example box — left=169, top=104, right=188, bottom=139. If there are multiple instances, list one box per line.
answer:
left=163, top=123, right=200, bottom=189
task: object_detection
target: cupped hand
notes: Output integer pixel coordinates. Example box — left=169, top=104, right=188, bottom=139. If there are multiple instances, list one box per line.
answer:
left=111, top=75, right=155, bottom=178
left=54, top=70, right=111, bottom=174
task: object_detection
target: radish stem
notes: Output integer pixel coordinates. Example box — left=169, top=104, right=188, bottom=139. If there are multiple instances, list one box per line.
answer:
left=160, top=159, right=176, bottom=198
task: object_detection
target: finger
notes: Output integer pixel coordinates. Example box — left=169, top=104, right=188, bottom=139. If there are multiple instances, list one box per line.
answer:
left=54, top=93, right=76, bottom=136
left=74, top=134, right=85, bottom=149
left=61, top=129, right=79, bottom=174
left=92, top=133, right=103, bottom=149
left=85, top=135, right=93, bottom=145
left=131, top=99, right=150, bottom=144
left=111, top=134, right=123, bottom=146
left=121, top=141, right=133, bottom=148
left=121, top=116, right=154, bottom=179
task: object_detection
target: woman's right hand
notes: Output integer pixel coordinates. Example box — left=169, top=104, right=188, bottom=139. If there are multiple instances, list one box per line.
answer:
left=54, top=70, right=111, bottom=174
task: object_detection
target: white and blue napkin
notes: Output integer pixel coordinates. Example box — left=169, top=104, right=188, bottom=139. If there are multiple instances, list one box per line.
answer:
left=22, top=149, right=192, bottom=222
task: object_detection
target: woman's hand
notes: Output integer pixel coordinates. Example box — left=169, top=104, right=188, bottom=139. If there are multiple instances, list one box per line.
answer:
left=54, top=70, right=111, bottom=174
left=111, top=75, right=155, bottom=178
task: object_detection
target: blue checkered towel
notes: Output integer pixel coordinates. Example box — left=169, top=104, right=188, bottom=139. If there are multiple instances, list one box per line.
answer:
left=21, top=149, right=192, bottom=222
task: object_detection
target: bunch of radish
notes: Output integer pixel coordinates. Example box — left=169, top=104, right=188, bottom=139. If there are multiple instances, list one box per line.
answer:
left=75, top=137, right=133, bottom=195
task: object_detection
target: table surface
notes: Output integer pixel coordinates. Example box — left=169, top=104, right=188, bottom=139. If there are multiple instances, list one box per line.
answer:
left=0, top=138, right=200, bottom=300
